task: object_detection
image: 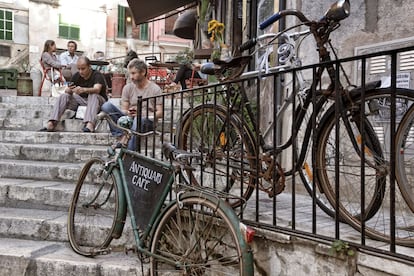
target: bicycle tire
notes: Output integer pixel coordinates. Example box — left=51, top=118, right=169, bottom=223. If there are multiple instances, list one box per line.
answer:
left=395, top=102, right=414, bottom=212
left=67, top=157, right=127, bottom=256
left=316, top=88, right=414, bottom=246
left=176, top=104, right=257, bottom=208
left=296, top=98, right=344, bottom=218
left=150, top=192, right=254, bottom=275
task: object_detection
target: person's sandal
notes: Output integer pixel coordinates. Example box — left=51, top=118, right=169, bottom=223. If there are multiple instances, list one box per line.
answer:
left=82, top=126, right=94, bottom=133
left=40, top=121, right=58, bottom=132
left=82, top=122, right=95, bottom=133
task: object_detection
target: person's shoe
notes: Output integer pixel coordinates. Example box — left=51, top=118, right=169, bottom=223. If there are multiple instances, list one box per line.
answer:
left=82, top=127, right=94, bottom=133
left=82, top=122, right=95, bottom=133
left=39, top=121, right=58, bottom=132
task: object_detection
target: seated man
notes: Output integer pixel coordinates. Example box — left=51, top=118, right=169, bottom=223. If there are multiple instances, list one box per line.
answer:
left=101, top=58, right=163, bottom=151
left=39, top=56, right=107, bottom=133
left=59, top=40, right=79, bottom=80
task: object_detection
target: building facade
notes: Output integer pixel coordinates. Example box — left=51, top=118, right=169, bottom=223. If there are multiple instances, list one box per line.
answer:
left=0, top=0, right=192, bottom=75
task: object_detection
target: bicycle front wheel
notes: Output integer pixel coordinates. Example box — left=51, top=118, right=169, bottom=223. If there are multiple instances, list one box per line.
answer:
left=176, top=104, right=257, bottom=208
left=150, top=192, right=254, bottom=275
left=67, top=157, right=126, bottom=256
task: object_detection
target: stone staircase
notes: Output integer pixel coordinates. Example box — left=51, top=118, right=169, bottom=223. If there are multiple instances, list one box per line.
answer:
left=0, top=94, right=181, bottom=275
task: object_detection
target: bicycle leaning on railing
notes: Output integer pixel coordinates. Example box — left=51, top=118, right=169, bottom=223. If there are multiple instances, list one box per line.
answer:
left=176, top=0, right=414, bottom=246
left=67, top=112, right=255, bottom=275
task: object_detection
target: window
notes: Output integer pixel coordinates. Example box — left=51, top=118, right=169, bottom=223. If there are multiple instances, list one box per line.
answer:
left=58, top=14, right=80, bottom=40
left=118, top=5, right=148, bottom=41
left=355, top=37, right=414, bottom=89
left=138, top=23, right=149, bottom=40
left=0, top=44, right=10, bottom=57
left=0, top=9, right=13, bottom=41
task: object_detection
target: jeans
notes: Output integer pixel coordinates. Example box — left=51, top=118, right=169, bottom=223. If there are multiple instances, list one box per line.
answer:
left=101, top=102, right=154, bottom=151
left=101, top=102, right=124, bottom=137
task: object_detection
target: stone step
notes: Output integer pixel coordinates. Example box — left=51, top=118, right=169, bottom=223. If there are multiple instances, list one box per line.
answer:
left=0, top=206, right=135, bottom=248
left=0, top=95, right=54, bottom=105
left=0, top=143, right=108, bottom=162
left=0, top=178, right=76, bottom=211
left=0, top=145, right=165, bottom=181
left=0, top=130, right=114, bottom=146
left=0, top=159, right=84, bottom=182
left=1, top=111, right=111, bottom=132
left=0, top=238, right=146, bottom=276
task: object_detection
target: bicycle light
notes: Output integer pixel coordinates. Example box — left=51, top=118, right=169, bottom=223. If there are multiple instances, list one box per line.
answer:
left=240, top=222, right=255, bottom=243
left=117, top=115, right=134, bottom=129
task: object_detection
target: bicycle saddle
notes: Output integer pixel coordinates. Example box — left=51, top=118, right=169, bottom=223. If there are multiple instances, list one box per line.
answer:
left=201, top=56, right=252, bottom=75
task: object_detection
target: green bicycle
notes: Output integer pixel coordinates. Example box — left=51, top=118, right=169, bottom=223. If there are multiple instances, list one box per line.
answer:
left=67, top=112, right=255, bottom=275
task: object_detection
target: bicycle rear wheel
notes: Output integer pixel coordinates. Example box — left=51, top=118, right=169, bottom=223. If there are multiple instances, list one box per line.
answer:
left=150, top=192, right=254, bottom=275
left=176, top=104, right=257, bottom=208
left=316, top=88, right=414, bottom=246
left=67, top=157, right=126, bottom=256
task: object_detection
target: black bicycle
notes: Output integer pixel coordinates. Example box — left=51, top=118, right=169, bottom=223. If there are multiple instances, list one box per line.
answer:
left=176, top=0, right=414, bottom=246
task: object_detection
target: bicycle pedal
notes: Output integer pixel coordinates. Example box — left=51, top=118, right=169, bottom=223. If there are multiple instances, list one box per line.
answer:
left=93, top=247, right=111, bottom=255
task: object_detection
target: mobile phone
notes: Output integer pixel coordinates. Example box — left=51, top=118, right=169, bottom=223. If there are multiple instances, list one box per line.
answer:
left=66, top=81, right=74, bottom=87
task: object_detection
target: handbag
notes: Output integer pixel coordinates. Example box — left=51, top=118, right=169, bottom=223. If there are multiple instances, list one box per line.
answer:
left=51, top=84, right=67, bottom=97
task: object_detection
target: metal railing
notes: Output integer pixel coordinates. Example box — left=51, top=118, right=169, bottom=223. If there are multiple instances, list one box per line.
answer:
left=136, top=45, right=414, bottom=263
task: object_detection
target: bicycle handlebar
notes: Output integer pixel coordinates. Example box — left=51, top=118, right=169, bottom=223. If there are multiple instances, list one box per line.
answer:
left=259, top=10, right=310, bottom=30
left=97, top=112, right=161, bottom=137
left=259, top=0, right=350, bottom=30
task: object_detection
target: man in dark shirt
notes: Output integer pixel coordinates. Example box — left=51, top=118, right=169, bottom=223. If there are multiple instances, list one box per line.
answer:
left=40, top=56, right=107, bottom=132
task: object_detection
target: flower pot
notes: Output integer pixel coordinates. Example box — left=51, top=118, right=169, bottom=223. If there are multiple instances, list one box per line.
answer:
left=111, top=73, right=126, bottom=98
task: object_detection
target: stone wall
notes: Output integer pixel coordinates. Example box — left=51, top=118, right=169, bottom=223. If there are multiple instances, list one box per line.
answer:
left=251, top=228, right=414, bottom=275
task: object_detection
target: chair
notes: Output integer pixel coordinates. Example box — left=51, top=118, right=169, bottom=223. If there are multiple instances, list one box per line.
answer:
left=38, top=59, right=64, bottom=96
left=186, top=69, right=208, bottom=89
left=145, top=56, right=158, bottom=63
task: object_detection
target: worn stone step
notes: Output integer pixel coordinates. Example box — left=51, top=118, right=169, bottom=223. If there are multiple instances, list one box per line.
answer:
left=1, top=113, right=110, bottom=133
left=0, top=159, right=84, bottom=181
left=0, top=178, right=75, bottom=211
left=0, top=238, right=146, bottom=276
left=0, top=146, right=165, bottom=181
left=0, top=130, right=114, bottom=146
left=0, top=143, right=108, bottom=162
left=0, top=95, right=53, bottom=105
left=0, top=206, right=135, bottom=247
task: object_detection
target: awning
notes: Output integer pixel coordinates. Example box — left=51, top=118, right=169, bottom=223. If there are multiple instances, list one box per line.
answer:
left=127, top=0, right=197, bottom=25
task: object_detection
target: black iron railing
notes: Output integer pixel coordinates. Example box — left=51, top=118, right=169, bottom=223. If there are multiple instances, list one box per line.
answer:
left=137, top=45, right=414, bottom=263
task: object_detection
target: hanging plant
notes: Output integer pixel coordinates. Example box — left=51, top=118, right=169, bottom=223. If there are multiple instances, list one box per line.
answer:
left=208, top=19, right=225, bottom=47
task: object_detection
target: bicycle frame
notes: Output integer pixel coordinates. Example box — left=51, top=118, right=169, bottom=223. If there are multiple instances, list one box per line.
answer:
left=103, top=146, right=253, bottom=270
left=105, top=147, right=178, bottom=263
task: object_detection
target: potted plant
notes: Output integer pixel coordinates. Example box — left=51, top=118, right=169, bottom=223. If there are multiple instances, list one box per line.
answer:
left=109, top=62, right=127, bottom=98
left=16, top=59, right=33, bottom=96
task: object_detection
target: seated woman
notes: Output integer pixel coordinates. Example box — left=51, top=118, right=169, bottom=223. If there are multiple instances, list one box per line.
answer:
left=41, top=40, right=65, bottom=83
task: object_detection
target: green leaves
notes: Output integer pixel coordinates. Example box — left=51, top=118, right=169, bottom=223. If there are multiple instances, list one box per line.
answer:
left=329, top=240, right=355, bottom=257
